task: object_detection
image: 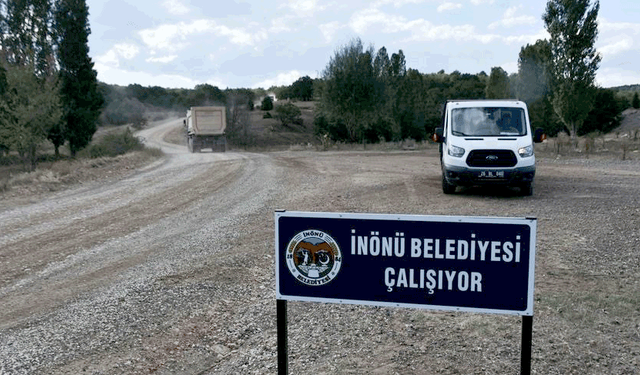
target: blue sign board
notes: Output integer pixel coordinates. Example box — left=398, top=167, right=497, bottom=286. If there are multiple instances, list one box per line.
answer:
left=275, top=211, right=536, bottom=316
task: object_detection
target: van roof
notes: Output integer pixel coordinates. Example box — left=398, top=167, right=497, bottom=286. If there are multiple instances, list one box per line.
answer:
left=446, top=99, right=526, bottom=107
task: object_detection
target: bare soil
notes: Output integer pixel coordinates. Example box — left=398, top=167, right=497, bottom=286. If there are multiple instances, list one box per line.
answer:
left=0, top=118, right=639, bottom=374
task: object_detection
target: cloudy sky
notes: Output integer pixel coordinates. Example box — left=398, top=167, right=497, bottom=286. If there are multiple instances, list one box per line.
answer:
left=87, top=0, right=640, bottom=90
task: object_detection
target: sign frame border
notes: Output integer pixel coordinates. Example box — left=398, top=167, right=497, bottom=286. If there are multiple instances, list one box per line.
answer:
left=275, top=211, right=537, bottom=316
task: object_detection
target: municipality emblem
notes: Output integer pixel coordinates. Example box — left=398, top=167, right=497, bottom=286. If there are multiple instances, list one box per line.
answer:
left=285, top=230, right=342, bottom=286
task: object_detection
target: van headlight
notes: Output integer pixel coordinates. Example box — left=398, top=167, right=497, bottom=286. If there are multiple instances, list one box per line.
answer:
left=518, top=145, right=534, bottom=158
left=447, top=144, right=465, bottom=158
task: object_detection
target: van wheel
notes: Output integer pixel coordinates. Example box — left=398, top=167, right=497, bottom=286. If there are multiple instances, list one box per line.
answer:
left=520, top=182, right=533, bottom=196
left=442, top=176, right=456, bottom=194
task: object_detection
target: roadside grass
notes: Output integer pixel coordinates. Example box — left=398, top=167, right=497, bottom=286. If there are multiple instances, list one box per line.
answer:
left=0, top=126, right=163, bottom=197
left=536, top=130, right=640, bottom=161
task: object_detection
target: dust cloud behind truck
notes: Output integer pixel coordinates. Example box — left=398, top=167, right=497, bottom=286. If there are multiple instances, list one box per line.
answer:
left=184, top=106, right=227, bottom=152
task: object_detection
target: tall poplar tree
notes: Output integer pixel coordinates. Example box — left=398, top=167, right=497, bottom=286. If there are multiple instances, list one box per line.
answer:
left=0, top=0, right=60, bottom=163
left=543, top=0, right=600, bottom=139
left=55, top=0, right=103, bottom=157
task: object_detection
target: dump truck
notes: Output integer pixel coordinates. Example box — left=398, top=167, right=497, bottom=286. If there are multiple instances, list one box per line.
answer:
left=184, top=106, right=227, bottom=152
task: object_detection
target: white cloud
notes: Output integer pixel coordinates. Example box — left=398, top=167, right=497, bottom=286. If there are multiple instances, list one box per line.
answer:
left=372, top=0, right=427, bottom=8
left=94, top=62, right=200, bottom=89
left=501, top=61, right=518, bottom=75
left=349, top=8, right=415, bottom=34
left=502, top=29, right=549, bottom=45
left=252, top=70, right=307, bottom=89
left=114, top=43, right=140, bottom=59
left=96, top=43, right=140, bottom=68
left=404, top=21, right=499, bottom=44
left=138, top=23, right=192, bottom=51
left=599, top=36, right=634, bottom=58
left=470, top=0, right=494, bottom=4
left=215, top=24, right=268, bottom=46
left=596, top=67, right=640, bottom=88
left=138, top=20, right=268, bottom=52
left=349, top=8, right=498, bottom=44
left=146, top=55, right=178, bottom=63
left=269, top=17, right=293, bottom=34
left=599, top=19, right=640, bottom=34
left=162, top=0, right=190, bottom=16
left=437, top=3, right=462, bottom=13
left=488, top=6, right=536, bottom=30
left=319, top=21, right=344, bottom=43
left=96, top=50, right=119, bottom=67
left=281, top=0, right=325, bottom=17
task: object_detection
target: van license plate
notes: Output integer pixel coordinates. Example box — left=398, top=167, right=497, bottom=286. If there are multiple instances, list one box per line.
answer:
left=478, top=171, right=504, bottom=178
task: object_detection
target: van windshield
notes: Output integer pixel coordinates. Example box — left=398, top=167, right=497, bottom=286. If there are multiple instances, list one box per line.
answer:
left=451, top=107, right=527, bottom=136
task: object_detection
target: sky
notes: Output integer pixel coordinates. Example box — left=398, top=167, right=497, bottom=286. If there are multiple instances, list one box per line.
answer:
left=86, top=0, right=640, bottom=90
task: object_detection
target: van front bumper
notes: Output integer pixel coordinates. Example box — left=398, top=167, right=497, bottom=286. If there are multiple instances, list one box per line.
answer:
left=443, top=165, right=536, bottom=186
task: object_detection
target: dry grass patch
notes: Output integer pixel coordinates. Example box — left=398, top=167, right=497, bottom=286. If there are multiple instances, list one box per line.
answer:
left=0, top=149, right=163, bottom=201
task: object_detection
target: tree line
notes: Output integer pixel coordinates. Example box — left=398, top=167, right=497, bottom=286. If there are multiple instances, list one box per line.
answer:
left=0, top=0, right=103, bottom=170
left=314, top=0, right=632, bottom=144
left=2, top=0, right=635, bottom=169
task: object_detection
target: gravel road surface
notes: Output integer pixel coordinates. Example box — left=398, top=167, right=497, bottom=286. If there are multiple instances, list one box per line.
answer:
left=1, top=118, right=639, bottom=374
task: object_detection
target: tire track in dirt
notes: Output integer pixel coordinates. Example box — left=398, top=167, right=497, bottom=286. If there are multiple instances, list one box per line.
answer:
left=0, top=158, right=245, bottom=328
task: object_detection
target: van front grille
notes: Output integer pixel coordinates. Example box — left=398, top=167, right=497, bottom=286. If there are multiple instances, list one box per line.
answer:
left=466, top=150, right=517, bottom=167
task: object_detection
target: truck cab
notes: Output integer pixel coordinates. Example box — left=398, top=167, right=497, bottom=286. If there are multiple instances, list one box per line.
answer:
left=432, top=100, right=545, bottom=195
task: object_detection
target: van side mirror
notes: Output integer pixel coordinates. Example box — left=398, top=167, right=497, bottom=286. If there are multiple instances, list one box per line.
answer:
left=432, top=127, right=444, bottom=143
left=533, top=128, right=546, bottom=143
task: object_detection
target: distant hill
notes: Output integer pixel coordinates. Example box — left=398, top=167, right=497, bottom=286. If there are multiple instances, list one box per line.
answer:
left=610, top=84, right=640, bottom=92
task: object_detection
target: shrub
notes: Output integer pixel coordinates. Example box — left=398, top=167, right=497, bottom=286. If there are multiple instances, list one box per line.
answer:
left=86, top=127, right=144, bottom=158
left=261, top=96, right=274, bottom=111
left=274, top=103, right=302, bottom=127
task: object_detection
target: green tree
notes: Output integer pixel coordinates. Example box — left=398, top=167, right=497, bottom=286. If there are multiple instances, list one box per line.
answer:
left=581, top=88, right=623, bottom=135
left=632, top=92, right=639, bottom=109
left=261, top=95, right=274, bottom=111
left=319, top=38, right=382, bottom=142
left=290, top=76, right=314, bottom=101
left=55, top=0, right=104, bottom=157
left=1, top=0, right=60, bottom=155
left=485, top=67, right=511, bottom=99
left=0, top=62, right=61, bottom=170
left=274, top=102, right=302, bottom=127
left=449, top=72, right=485, bottom=99
left=0, top=0, right=56, bottom=75
left=2, top=0, right=30, bottom=66
left=33, top=0, right=56, bottom=78
left=543, top=0, right=601, bottom=139
left=192, top=83, right=226, bottom=106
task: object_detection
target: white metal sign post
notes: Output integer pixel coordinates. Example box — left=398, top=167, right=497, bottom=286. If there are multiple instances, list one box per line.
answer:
left=275, top=211, right=536, bottom=374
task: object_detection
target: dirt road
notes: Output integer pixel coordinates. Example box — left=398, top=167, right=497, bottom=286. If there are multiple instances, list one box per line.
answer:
left=1, top=119, right=639, bottom=374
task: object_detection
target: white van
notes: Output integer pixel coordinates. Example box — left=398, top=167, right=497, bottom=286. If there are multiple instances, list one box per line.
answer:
left=432, top=99, right=545, bottom=195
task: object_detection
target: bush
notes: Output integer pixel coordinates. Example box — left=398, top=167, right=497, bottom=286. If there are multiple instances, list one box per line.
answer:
left=274, top=103, right=302, bottom=127
left=261, top=96, right=274, bottom=111
left=86, top=127, right=144, bottom=158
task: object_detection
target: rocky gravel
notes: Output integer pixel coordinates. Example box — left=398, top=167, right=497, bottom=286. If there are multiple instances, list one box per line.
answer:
left=1, top=118, right=639, bottom=374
